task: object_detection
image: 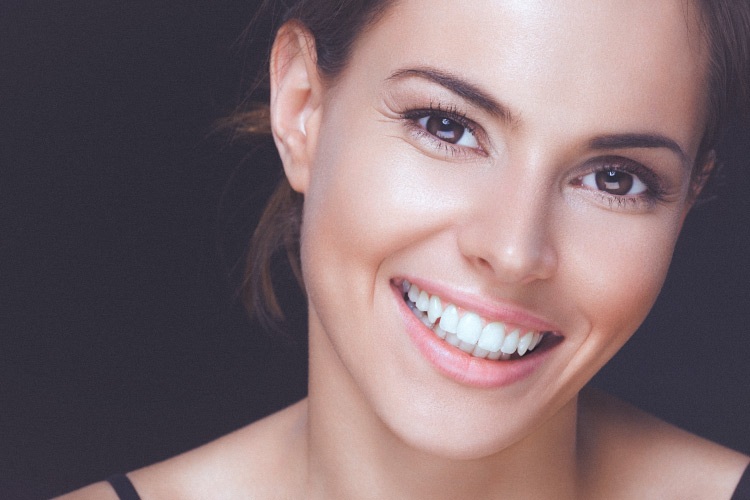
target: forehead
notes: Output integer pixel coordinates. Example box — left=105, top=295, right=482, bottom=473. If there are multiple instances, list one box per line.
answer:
left=341, top=0, right=709, bottom=157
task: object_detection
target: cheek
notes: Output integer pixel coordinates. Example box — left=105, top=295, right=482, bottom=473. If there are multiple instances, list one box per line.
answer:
left=300, top=150, right=404, bottom=279
left=297, top=119, right=411, bottom=323
left=564, top=210, right=683, bottom=347
left=299, top=124, right=456, bottom=286
left=547, top=206, right=686, bottom=393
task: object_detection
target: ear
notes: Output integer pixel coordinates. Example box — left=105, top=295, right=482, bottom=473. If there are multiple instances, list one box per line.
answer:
left=679, top=149, right=716, bottom=226
left=269, top=22, right=323, bottom=194
left=687, top=149, right=716, bottom=205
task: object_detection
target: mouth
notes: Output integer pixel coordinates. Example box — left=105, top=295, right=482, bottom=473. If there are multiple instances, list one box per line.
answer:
left=398, top=280, right=558, bottom=362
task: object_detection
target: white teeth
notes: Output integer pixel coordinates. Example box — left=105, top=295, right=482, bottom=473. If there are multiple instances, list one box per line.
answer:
left=435, top=326, right=447, bottom=339
left=445, top=332, right=461, bottom=346
left=402, top=282, right=548, bottom=361
left=487, top=350, right=502, bottom=360
left=530, top=332, right=542, bottom=351
left=416, top=290, right=430, bottom=312
left=472, top=345, right=490, bottom=358
left=440, top=305, right=460, bottom=334
left=517, top=331, right=533, bottom=356
left=408, top=283, right=421, bottom=303
left=458, top=341, right=475, bottom=353
left=500, top=330, right=520, bottom=354
left=477, top=322, right=505, bottom=353
left=427, top=295, right=443, bottom=324
left=456, top=312, right=482, bottom=345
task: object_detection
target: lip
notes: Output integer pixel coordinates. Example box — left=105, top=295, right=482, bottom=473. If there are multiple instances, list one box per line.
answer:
left=399, top=277, right=561, bottom=333
left=391, top=279, right=562, bottom=388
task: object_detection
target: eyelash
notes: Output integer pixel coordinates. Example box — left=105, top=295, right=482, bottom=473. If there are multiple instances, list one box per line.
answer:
left=400, top=102, right=486, bottom=158
left=575, top=157, right=667, bottom=210
left=399, top=103, right=667, bottom=211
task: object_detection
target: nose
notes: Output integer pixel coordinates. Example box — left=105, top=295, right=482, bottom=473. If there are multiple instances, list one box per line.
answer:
left=456, top=177, right=559, bottom=285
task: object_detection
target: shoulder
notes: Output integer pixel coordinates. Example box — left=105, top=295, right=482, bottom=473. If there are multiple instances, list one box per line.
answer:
left=130, top=399, right=308, bottom=499
left=578, top=388, right=749, bottom=500
left=55, top=400, right=308, bottom=500
left=54, top=481, right=120, bottom=500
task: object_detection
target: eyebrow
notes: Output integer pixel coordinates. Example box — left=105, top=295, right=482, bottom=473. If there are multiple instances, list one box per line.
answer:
left=589, top=134, right=691, bottom=170
left=388, top=67, right=692, bottom=169
left=387, top=67, right=516, bottom=123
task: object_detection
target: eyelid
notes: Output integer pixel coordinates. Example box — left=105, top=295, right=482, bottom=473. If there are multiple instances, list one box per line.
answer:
left=400, top=102, right=489, bottom=159
left=595, top=156, right=664, bottom=194
left=573, top=156, right=668, bottom=211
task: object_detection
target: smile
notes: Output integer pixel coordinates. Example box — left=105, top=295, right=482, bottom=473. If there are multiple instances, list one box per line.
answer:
left=400, top=280, right=548, bottom=361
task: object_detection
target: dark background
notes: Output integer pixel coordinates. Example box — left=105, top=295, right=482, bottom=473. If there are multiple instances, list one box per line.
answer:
left=1, top=2, right=748, bottom=498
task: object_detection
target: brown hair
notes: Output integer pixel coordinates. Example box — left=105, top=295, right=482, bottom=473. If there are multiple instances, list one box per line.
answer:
left=694, top=0, right=750, bottom=171
left=236, top=0, right=750, bottom=335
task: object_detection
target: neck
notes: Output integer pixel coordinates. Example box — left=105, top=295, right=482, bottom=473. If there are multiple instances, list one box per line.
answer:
left=303, top=321, right=582, bottom=500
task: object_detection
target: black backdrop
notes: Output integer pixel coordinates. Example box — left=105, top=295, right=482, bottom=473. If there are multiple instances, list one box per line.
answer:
left=1, top=2, right=748, bottom=498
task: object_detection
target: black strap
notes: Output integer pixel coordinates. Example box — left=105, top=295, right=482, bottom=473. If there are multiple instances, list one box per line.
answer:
left=732, top=463, right=750, bottom=500
left=106, top=474, right=142, bottom=500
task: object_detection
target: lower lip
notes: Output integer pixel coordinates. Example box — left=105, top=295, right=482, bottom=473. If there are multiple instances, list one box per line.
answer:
left=392, top=283, right=555, bottom=389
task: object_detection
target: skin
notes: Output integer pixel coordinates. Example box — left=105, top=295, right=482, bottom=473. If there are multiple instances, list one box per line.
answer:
left=59, top=0, right=749, bottom=498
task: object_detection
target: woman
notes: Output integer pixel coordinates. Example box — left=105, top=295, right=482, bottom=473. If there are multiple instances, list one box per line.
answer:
left=60, top=0, right=750, bottom=498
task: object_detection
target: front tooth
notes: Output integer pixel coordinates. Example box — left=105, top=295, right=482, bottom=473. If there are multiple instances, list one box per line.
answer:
left=427, top=295, right=443, bottom=324
left=487, top=350, right=502, bottom=360
left=517, top=332, right=533, bottom=356
left=408, top=283, right=420, bottom=303
left=500, top=329, right=520, bottom=354
left=477, top=322, right=505, bottom=352
left=440, top=305, right=459, bottom=333
left=456, top=312, right=482, bottom=345
left=416, top=291, right=430, bottom=312
left=434, top=326, right=447, bottom=339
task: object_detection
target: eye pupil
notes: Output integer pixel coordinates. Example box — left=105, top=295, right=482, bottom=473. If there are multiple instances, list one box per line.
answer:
left=595, top=169, right=633, bottom=195
left=426, top=115, right=464, bottom=143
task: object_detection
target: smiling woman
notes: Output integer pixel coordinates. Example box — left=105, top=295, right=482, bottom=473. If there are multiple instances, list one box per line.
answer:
left=57, top=0, right=750, bottom=499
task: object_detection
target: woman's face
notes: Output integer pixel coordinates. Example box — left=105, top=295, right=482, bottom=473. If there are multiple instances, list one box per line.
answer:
left=280, top=0, right=709, bottom=458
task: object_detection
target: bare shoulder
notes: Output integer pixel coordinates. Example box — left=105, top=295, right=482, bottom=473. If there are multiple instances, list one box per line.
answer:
left=56, top=399, right=308, bottom=500
left=131, top=399, right=308, bottom=499
left=578, top=387, right=749, bottom=500
left=54, top=481, right=120, bottom=500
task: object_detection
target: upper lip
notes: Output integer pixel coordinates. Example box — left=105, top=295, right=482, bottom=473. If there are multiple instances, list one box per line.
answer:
left=394, top=277, right=563, bottom=334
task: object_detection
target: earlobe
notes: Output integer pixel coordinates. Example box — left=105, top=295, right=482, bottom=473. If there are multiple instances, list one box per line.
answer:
left=688, top=150, right=716, bottom=204
left=679, top=150, right=716, bottom=226
left=269, top=22, right=323, bottom=194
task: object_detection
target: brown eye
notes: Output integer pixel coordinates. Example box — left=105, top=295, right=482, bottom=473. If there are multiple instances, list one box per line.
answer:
left=417, top=115, right=478, bottom=147
left=426, top=116, right=464, bottom=143
left=581, top=168, right=647, bottom=196
left=596, top=170, right=632, bottom=195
